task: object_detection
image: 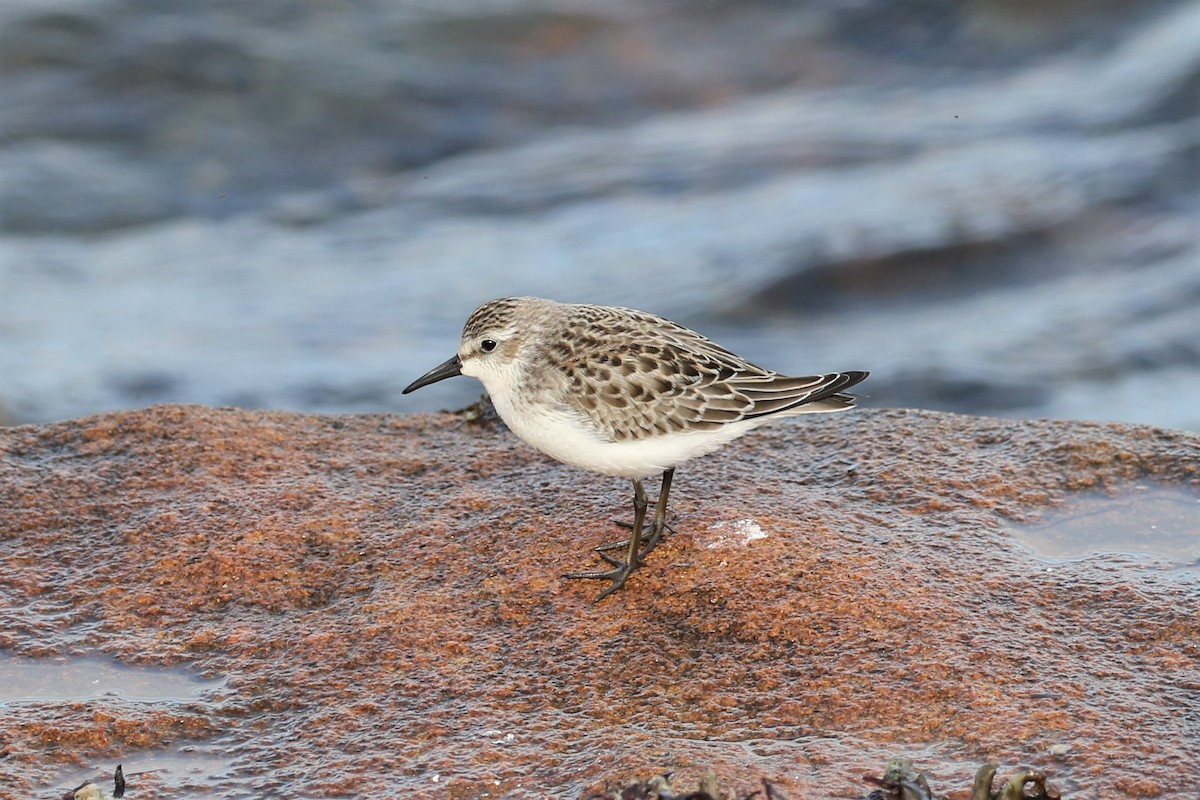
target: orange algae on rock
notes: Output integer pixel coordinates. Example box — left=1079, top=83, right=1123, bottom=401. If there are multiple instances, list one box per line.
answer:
left=0, top=405, right=1197, bottom=797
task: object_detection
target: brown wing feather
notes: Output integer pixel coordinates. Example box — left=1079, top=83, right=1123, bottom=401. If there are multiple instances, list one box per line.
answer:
left=548, top=304, right=867, bottom=441
left=738, top=370, right=869, bottom=419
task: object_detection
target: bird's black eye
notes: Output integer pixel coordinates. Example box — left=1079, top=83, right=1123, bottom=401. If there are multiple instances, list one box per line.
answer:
left=481, top=338, right=497, bottom=352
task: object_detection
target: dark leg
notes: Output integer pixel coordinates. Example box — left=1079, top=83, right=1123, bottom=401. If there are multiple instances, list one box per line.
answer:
left=596, top=468, right=676, bottom=556
left=564, top=477, right=649, bottom=602
left=637, top=467, right=674, bottom=558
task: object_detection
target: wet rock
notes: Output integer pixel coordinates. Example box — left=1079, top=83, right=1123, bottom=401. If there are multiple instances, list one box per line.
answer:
left=864, top=759, right=1061, bottom=800
left=64, top=763, right=124, bottom=800
left=0, top=405, right=1197, bottom=796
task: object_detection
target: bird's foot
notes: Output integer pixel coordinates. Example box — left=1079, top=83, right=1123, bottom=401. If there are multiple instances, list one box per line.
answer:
left=563, top=556, right=643, bottom=603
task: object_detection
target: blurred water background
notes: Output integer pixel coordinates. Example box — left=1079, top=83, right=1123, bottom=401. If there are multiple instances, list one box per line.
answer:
left=1, top=0, right=1197, bottom=430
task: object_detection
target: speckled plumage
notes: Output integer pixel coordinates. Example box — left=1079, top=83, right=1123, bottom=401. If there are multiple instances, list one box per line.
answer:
left=458, top=297, right=866, bottom=452
left=403, top=296, right=869, bottom=600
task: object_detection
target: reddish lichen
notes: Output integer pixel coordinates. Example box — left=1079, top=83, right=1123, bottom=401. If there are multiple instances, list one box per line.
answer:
left=0, top=406, right=1197, bottom=797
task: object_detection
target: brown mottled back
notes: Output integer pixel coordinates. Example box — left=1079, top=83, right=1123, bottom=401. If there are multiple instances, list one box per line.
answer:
left=535, top=302, right=862, bottom=442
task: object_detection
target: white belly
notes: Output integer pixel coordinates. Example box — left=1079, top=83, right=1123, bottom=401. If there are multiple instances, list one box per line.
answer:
left=489, top=390, right=761, bottom=479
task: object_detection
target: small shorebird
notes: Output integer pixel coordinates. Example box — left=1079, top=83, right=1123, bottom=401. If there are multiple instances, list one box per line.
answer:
left=404, top=297, right=868, bottom=601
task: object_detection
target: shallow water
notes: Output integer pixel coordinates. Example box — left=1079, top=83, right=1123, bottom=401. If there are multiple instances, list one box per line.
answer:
left=0, top=653, right=226, bottom=704
left=52, top=744, right=243, bottom=799
left=1, top=654, right=244, bottom=796
left=1010, top=483, right=1200, bottom=573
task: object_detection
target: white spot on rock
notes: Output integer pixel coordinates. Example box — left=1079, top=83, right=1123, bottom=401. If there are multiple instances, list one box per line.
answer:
left=706, top=519, right=768, bottom=549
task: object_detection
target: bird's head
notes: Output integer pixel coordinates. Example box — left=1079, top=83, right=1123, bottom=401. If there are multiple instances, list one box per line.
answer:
left=402, top=297, right=548, bottom=396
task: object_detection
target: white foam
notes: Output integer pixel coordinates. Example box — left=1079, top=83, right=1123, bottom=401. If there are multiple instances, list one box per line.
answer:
left=706, top=519, right=768, bottom=549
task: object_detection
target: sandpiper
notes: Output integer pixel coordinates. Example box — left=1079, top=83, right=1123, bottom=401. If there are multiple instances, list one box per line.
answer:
left=404, top=297, right=868, bottom=601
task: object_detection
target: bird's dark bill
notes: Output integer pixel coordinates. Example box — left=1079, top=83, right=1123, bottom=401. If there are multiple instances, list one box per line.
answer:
left=402, top=354, right=463, bottom=393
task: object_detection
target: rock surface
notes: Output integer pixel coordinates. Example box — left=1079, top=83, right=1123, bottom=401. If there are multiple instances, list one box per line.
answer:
left=1, top=405, right=1197, bottom=797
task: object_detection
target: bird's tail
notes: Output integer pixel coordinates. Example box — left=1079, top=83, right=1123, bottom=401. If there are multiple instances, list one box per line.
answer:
left=781, top=370, right=869, bottom=415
